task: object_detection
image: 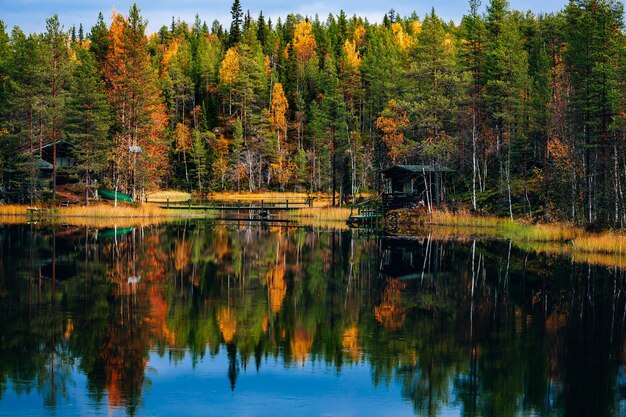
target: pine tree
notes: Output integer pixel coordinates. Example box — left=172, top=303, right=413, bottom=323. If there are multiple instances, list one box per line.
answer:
left=65, top=48, right=111, bottom=205
left=459, top=0, right=487, bottom=210
left=5, top=28, right=46, bottom=203
left=412, top=10, right=461, bottom=150
left=483, top=0, right=529, bottom=218
left=0, top=21, right=10, bottom=130
left=43, top=15, right=70, bottom=201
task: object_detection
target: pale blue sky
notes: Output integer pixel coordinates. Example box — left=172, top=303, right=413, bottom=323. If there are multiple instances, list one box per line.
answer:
left=1, top=0, right=568, bottom=34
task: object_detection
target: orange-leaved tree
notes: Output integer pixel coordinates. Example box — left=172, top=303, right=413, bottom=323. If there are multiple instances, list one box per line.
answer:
left=104, top=6, right=168, bottom=200
left=376, top=99, right=410, bottom=164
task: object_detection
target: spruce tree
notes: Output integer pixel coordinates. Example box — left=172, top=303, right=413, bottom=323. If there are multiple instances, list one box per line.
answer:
left=229, top=0, right=243, bottom=46
left=257, top=12, right=269, bottom=48
left=564, top=0, right=624, bottom=223
left=89, top=12, right=110, bottom=71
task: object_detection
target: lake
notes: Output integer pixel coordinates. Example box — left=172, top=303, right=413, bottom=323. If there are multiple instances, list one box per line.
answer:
left=0, top=220, right=625, bottom=416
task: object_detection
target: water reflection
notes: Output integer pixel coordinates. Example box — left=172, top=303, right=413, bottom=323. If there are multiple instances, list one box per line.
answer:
left=0, top=222, right=624, bottom=416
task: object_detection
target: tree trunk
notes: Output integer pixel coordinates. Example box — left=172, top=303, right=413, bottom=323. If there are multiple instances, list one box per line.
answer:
left=472, top=113, right=477, bottom=211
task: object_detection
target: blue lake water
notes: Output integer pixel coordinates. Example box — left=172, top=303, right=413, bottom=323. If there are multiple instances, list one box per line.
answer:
left=0, top=221, right=624, bottom=416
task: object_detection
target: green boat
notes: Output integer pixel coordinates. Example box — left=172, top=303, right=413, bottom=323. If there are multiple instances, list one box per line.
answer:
left=97, top=189, right=135, bottom=203
left=98, top=227, right=134, bottom=239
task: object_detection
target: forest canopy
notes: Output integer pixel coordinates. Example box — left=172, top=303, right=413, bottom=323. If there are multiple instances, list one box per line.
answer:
left=0, top=0, right=625, bottom=225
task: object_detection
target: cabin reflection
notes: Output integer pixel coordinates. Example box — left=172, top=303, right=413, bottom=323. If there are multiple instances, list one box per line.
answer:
left=379, top=237, right=452, bottom=283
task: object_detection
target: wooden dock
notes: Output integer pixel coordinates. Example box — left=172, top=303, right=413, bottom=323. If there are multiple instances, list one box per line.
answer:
left=151, top=198, right=315, bottom=212
left=347, top=199, right=384, bottom=228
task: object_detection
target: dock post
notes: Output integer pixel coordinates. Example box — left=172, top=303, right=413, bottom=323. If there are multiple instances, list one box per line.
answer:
left=167, top=198, right=169, bottom=208
left=286, top=199, right=289, bottom=210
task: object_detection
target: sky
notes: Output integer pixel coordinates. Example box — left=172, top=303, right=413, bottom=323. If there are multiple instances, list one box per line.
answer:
left=1, top=0, right=568, bottom=35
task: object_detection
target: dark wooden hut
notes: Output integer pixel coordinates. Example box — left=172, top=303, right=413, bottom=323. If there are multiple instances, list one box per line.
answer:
left=381, top=164, right=454, bottom=210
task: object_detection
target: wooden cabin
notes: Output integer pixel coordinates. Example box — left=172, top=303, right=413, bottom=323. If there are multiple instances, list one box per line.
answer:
left=381, top=164, right=454, bottom=210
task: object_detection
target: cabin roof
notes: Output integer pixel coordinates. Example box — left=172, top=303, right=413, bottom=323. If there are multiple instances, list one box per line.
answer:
left=381, top=164, right=454, bottom=176
left=35, top=158, right=53, bottom=170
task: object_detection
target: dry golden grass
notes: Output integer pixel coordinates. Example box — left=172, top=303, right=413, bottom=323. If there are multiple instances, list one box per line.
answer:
left=57, top=217, right=175, bottom=228
left=291, top=207, right=352, bottom=221
left=145, top=190, right=192, bottom=202
left=0, top=204, right=211, bottom=228
left=207, top=191, right=334, bottom=207
left=291, top=217, right=349, bottom=230
left=0, top=203, right=172, bottom=218
left=427, top=210, right=510, bottom=228
left=422, top=209, right=626, bottom=263
left=0, top=215, right=29, bottom=224
left=425, top=210, right=584, bottom=241
left=59, top=204, right=169, bottom=218
left=572, top=233, right=626, bottom=255
left=0, top=205, right=31, bottom=216
left=0, top=214, right=178, bottom=228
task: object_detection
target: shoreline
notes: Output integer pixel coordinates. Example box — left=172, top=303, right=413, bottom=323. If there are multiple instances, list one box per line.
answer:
left=3, top=202, right=626, bottom=258
left=390, top=208, right=626, bottom=257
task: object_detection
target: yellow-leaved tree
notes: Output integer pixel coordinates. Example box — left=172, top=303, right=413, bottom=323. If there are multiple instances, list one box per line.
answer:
left=392, top=22, right=415, bottom=50
left=293, top=20, right=317, bottom=62
left=218, top=47, right=240, bottom=115
left=269, top=83, right=288, bottom=150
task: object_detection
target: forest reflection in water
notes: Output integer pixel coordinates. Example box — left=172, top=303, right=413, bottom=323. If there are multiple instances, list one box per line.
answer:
left=0, top=221, right=625, bottom=416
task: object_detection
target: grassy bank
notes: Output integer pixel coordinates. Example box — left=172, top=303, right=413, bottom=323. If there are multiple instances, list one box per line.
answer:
left=0, top=203, right=207, bottom=227
left=290, top=207, right=352, bottom=221
left=287, top=207, right=352, bottom=230
left=206, top=191, right=332, bottom=207
left=0, top=202, right=353, bottom=228
left=426, top=210, right=583, bottom=241
left=411, top=209, right=626, bottom=255
left=145, top=190, right=192, bottom=202
left=0, top=204, right=172, bottom=217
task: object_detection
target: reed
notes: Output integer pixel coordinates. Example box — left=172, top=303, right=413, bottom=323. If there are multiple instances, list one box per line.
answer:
left=206, top=191, right=339, bottom=207
left=427, top=210, right=510, bottom=228
left=0, top=215, right=29, bottom=224
left=291, top=207, right=352, bottom=221
left=0, top=203, right=212, bottom=221
left=425, top=210, right=583, bottom=241
left=572, top=232, right=626, bottom=255
left=145, top=190, right=192, bottom=202
left=291, top=217, right=349, bottom=230
left=59, top=204, right=170, bottom=218
left=0, top=205, right=31, bottom=216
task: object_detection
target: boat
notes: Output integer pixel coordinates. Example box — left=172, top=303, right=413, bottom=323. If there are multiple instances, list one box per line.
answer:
left=97, top=189, right=135, bottom=203
left=97, top=227, right=134, bottom=239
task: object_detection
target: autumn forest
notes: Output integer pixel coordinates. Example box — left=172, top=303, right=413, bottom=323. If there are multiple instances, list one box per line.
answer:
left=0, top=0, right=625, bottom=226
